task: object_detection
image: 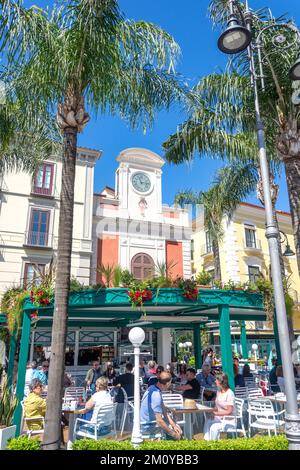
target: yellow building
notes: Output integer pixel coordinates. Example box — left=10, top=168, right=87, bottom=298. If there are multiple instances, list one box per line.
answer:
left=192, top=202, right=300, bottom=356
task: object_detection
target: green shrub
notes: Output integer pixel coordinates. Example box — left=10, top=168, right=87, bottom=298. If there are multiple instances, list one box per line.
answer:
left=139, top=435, right=288, bottom=451
left=71, top=435, right=287, bottom=451
left=6, top=435, right=41, bottom=450
left=72, top=439, right=134, bottom=450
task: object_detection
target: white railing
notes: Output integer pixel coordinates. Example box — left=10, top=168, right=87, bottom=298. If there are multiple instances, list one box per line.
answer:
left=24, top=231, right=53, bottom=248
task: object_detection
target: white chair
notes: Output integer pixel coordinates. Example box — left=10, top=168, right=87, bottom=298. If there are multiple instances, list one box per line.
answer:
left=73, top=402, right=116, bottom=440
left=162, top=393, right=185, bottom=428
left=247, top=387, right=264, bottom=399
left=63, top=387, right=85, bottom=403
left=247, top=399, right=285, bottom=437
left=235, top=387, right=248, bottom=399
left=118, top=387, right=134, bottom=436
left=221, top=397, right=247, bottom=438
left=20, top=400, right=45, bottom=438
left=244, top=377, right=256, bottom=387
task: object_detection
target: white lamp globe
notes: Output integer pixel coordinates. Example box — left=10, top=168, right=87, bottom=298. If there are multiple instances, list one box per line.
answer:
left=297, top=335, right=300, bottom=347
left=178, top=342, right=184, bottom=349
left=129, top=327, right=145, bottom=346
left=186, top=342, right=192, bottom=348
left=252, top=344, right=258, bottom=351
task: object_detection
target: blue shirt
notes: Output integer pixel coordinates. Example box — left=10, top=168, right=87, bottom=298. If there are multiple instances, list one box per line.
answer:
left=196, top=372, right=215, bottom=388
left=140, top=385, right=163, bottom=424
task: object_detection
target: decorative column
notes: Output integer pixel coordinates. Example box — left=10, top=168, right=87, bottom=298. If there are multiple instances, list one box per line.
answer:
left=157, top=328, right=171, bottom=365
left=29, top=331, right=35, bottom=362
left=240, top=321, right=248, bottom=359
left=218, top=305, right=234, bottom=391
left=193, top=324, right=202, bottom=370
left=74, top=330, right=80, bottom=367
left=13, top=310, right=31, bottom=435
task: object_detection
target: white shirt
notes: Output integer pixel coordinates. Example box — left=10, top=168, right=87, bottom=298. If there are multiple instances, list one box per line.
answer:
left=90, top=390, right=113, bottom=424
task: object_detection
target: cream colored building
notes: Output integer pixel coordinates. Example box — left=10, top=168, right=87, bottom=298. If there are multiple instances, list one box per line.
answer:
left=0, top=146, right=101, bottom=293
left=192, top=202, right=300, bottom=351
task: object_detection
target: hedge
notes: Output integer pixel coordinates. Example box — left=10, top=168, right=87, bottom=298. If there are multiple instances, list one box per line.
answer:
left=6, top=435, right=288, bottom=451
left=6, top=435, right=41, bottom=450
left=72, top=435, right=288, bottom=451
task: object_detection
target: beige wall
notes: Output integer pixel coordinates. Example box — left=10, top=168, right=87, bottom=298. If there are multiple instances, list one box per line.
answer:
left=0, top=147, right=101, bottom=295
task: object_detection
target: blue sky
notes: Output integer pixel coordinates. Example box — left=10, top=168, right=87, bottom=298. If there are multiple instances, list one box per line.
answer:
left=26, top=1, right=300, bottom=211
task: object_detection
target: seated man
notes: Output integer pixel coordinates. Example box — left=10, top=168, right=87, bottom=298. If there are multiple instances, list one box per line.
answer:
left=177, top=368, right=200, bottom=399
left=196, top=364, right=216, bottom=401
left=23, top=379, right=46, bottom=430
left=140, top=371, right=182, bottom=440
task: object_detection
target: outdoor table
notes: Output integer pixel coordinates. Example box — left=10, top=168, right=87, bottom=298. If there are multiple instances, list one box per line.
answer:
left=62, top=402, right=86, bottom=447
left=167, top=404, right=212, bottom=439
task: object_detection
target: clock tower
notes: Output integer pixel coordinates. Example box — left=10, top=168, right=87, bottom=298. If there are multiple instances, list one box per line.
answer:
left=115, top=148, right=164, bottom=222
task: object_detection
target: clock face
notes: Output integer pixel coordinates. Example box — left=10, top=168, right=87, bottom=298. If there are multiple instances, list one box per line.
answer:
left=131, top=172, right=151, bottom=193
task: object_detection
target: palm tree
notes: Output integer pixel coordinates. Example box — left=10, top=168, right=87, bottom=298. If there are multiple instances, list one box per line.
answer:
left=164, top=4, right=300, bottom=277
left=0, top=0, right=187, bottom=448
left=215, top=161, right=295, bottom=345
left=175, top=171, right=253, bottom=280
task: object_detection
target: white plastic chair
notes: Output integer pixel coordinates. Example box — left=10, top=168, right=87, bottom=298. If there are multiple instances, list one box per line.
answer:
left=244, top=377, right=256, bottom=387
left=247, top=399, right=285, bottom=437
left=118, top=387, right=134, bottom=436
left=73, top=402, right=116, bottom=440
left=20, top=400, right=45, bottom=438
left=64, top=386, right=85, bottom=400
left=247, top=387, right=264, bottom=399
left=235, top=387, right=248, bottom=399
left=221, top=397, right=247, bottom=438
left=162, top=393, right=185, bottom=427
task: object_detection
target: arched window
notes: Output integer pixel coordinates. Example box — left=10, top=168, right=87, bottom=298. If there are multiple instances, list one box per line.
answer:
left=131, top=253, right=154, bottom=280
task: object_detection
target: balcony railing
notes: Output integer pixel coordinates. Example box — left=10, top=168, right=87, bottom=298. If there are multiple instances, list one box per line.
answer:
left=24, top=231, right=53, bottom=248
left=31, top=186, right=53, bottom=197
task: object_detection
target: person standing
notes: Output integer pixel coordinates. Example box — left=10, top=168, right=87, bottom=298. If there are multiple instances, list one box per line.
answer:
left=85, top=361, right=102, bottom=394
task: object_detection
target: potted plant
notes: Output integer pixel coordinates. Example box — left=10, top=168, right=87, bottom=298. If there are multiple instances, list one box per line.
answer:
left=195, top=270, right=212, bottom=288
left=0, top=375, right=18, bottom=449
left=177, top=278, right=199, bottom=301
left=255, top=276, right=274, bottom=321
left=127, top=281, right=153, bottom=315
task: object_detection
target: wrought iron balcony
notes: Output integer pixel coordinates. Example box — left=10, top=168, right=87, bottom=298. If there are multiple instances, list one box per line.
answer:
left=24, top=231, right=53, bottom=248
left=31, top=186, right=53, bottom=197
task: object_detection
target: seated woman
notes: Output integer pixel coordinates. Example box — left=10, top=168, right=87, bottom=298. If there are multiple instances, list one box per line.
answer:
left=103, top=362, right=116, bottom=384
left=276, top=366, right=285, bottom=393
left=23, top=378, right=46, bottom=430
left=75, top=377, right=113, bottom=436
left=204, top=373, right=235, bottom=441
left=177, top=364, right=187, bottom=383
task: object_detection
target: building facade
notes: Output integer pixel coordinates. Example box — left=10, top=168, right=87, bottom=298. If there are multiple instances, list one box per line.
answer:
left=192, top=202, right=300, bottom=357
left=0, top=147, right=191, bottom=371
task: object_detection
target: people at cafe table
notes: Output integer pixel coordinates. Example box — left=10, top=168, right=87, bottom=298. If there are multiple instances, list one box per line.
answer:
left=204, top=372, right=235, bottom=441
left=75, top=377, right=114, bottom=436
left=85, top=361, right=102, bottom=393
left=176, top=367, right=200, bottom=399
left=140, top=371, right=183, bottom=440
left=23, top=378, right=47, bottom=430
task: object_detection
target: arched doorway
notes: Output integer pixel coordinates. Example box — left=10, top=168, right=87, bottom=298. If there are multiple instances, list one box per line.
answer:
left=131, top=253, right=154, bottom=280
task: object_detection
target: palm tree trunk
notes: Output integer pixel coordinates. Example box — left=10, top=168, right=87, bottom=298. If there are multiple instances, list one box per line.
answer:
left=283, top=156, right=300, bottom=277
left=212, top=239, right=221, bottom=280
left=42, top=126, right=77, bottom=449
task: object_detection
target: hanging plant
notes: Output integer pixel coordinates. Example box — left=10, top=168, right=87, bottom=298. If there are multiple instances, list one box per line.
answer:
left=255, top=277, right=274, bottom=322
left=176, top=278, right=199, bottom=301
left=30, top=286, right=53, bottom=307
left=127, top=281, right=153, bottom=315
left=1, top=287, right=29, bottom=334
